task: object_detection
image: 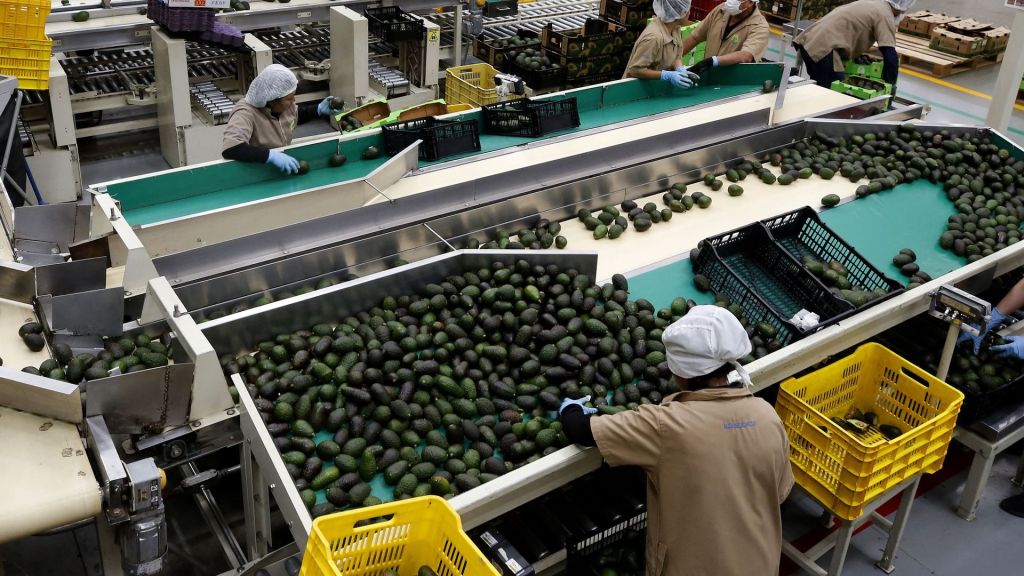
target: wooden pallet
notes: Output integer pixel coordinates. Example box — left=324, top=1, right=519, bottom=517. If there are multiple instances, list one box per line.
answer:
left=888, top=32, right=1004, bottom=78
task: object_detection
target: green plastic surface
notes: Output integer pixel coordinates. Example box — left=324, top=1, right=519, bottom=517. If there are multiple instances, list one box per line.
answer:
left=109, top=65, right=782, bottom=226
left=628, top=180, right=963, bottom=310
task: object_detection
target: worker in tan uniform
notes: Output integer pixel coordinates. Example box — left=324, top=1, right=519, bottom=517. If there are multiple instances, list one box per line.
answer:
left=559, top=305, right=794, bottom=576
left=793, top=0, right=915, bottom=88
left=681, top=0, right=771, bottom=77
left=221, top=64, right=345, bottom=173
left=623, top=0, right=700, bottom=90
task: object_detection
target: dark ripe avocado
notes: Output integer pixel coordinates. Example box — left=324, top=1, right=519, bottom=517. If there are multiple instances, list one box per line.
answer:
left=762, top=79, right=775, bottom=93
left=329, top=97, right=345, bottom=109
left=777, top=174, right=794, bottom=186
left=18, top=322, right=42, bottom=337
left=821, top=194, right=840, bottom=207
left=693, top=274, right=712, bottom=292
left=72, top=10, right=90, bottom=22
left=900, top=262, right=920, bottom=276
left=328, top=153, right=347, bottom=167
left=696, top=195, right=713, bottom=208
left=892, top=253, right=913, bottom=267
left=710, top=179, right=724, bottom=192
left=362, top=146, right=381, bottom=160
left=899, top=248, right=917, bottom=261
left=296, top=160, right=310, bottom=175
left=22, top=333, right=45, bottom=352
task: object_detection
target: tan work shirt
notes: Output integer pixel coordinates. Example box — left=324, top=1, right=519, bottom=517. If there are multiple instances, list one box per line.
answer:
left=689, top=5, right=771, bottom=61
left=794, top=0, right=897, bottom=72
left=623, top=19, right=683, bottom=79
left=591, top=386, right=795, bottom=576
left=221, top=100, right=298, bottom=151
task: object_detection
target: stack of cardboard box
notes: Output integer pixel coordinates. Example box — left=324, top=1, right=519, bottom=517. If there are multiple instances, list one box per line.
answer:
left=899, top=11, right=1010, bottom=58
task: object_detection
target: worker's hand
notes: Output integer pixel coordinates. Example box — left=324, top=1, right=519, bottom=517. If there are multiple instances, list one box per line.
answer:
left=660, top=70, right=694, bottom=90
left=317, top=97, right=344, bottom=117
left=689, top=56, right=718, bottom=77
left=559, top=395, right=597, bottom=416
left=266, top=150, right=300, bottom=174
left=957, top=309, right=1007, bottom=353
left=992, top=335, right=1024, bottom=360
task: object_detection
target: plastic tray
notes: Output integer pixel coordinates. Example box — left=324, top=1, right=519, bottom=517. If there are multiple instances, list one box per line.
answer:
left=508, top=59, right=567, bottom=91
left=382, top=117, right=480, bottom=161
left=472, top=30, right=540, bottom=70
left=546, top=48, right=627, bottom=80
left=776, top=343, right=963, bottom=520
left=364, top=6, right=425, bottom=43
left=445, top=63, right=524, bottom=108
left=482, top=97, right=580, bottom=138
left=761, top=207, right=904, bottom=306
left=301, top=496, right=499, bottom=576
left=0, top=37, right=51, bottom=90
left=694, top=222, right=853, bottom=337
left=0, top=0, right=48, bottom=42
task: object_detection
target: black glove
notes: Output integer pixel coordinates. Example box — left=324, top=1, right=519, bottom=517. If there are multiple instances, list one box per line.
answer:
left=689, top=57, right=715, bottom=77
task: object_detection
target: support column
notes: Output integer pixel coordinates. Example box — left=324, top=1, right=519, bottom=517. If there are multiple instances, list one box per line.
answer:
left=986, top=10, right=1024, bottom=132
left=330, top=7, right=370, bottom=107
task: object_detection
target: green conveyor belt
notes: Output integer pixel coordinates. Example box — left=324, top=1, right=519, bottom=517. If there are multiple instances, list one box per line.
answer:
left=628, top=181, right=964, bottom=310
left=107, top=65, right=781, bottom=226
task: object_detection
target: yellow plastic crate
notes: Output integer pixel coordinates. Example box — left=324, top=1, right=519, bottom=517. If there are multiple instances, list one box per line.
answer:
left=776, top=343, right=963, bottom=520
left=0, top=37, right=50, bottom=90
left=0, top=0, right=50, bottom=41
left=445, top=63, right=522, bottom=108
left=300, top=496, right=500, bottom=576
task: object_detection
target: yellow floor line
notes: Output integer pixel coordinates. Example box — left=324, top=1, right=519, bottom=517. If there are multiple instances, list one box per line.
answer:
left=900, top=68, right=1024, bottom=112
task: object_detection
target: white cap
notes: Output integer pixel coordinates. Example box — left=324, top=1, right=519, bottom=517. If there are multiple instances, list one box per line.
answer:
left=662, top=305, right=753, bottom=387
left=885, top=0, right=916, bottom=12
left=245, top=64, right=298, bottom=108
left=653, top=0, right=691, bottom=22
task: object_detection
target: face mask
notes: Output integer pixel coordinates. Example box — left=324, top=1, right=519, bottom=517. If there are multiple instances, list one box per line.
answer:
left=723, top=0, right=742, bottom=15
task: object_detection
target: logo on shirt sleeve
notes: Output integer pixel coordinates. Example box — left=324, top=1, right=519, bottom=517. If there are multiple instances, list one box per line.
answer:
left=723, top=420, right=757, bottom=429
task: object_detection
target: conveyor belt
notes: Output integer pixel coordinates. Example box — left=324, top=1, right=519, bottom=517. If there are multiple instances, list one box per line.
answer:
left=104, top=66, right=782, bottom=226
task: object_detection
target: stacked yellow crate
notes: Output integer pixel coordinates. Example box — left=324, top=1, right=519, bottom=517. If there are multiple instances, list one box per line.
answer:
left=0, top=0, right=52, bottom=90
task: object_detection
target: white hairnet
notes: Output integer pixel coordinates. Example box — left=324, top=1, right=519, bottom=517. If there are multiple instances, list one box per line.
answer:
left=245, top=64, right=298, bottom=108
left=662, top=305, right=753, bottom=388
left=653, top=0, right=691, bottom=22
left=885, top=0, right=916, bottom=12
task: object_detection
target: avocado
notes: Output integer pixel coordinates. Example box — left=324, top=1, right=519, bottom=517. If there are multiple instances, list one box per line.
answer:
left=22, top=333, right=45, bottom=352
left=693, top=274, right=712, bottom=292
left=762, top=79, right=775, bottom=93
left=362, top=146, right=381, bottom=160
left=72, top=10, right=90, bottom=22
left=821, top=194, right=840, bottom=207
left=296, top=160, right=310, bottom=175
left=727, top=184, right=744, bottom=197
left=328, top=153, right=347, bottom=167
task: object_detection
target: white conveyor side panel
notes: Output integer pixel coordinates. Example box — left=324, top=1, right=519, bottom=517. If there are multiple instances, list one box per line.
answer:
left=560, top=165, right=864, bottom=281
left=773, top=83, right=860, bottom=124
left=0, top=406, right=101, bottom=543
left=0, top=299, right=49, bottom=370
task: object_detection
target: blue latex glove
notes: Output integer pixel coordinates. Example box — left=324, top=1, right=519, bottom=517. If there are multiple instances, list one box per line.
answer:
left=957, top=308, right=1006, bottom=353
left=559, top=395, right=597, bottom=416
left=660, top=70, right=694, bottom=90
left=992, top=335, right=1024, bottom=360
left=266, top=150, right=300, bottom=174
left=317, top=97, right=343, bottom=117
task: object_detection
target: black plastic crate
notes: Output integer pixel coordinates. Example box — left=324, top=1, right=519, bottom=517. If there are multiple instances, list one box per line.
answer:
left=509, top=59, right=568, bottom=91
left=694, top=223, right=854, bottom=340
left=364, top=6, right=425, bottom=43
left=382, top=117, right=480, bottom=161
left=762, top=206, right=905, bottom=307
left=566, top=510, right=646, bottom=575
left=482, top=97, right=580, bottom=137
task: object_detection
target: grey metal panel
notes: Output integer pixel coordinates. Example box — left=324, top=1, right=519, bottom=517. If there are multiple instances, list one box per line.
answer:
left=34, top=257, right=107, bottom=297
left=0, top=366, right=82, bottom=423
left=13, top=203, right=77, bottom=248
left=200, top=250, right=598, bottom=356
left=364, top=142, right=419, bottom=196
left=0, top=261, right=35, bottom=303
left=49, top=288, right=125, bottom=336
left=170, top=224, right=449, bottom=312
left=85, top=364, right=195, bottom=435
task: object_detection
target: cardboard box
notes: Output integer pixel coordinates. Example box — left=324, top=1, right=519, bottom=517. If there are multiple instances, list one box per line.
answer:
left=982, top=26, right=1010, bottom=52
left=946, top=18, right=992, bottom=35
left=929, top=27, right=986, bottom=56
left=758, top=0, right=799, bottom=22
left=899, top=12, right=961, bottom=37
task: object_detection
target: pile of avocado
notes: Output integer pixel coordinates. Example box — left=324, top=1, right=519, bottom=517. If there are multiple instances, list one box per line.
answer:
left=197, top=277, right=342, bottom=324
left=891, top=248, right=933, bottom=288
left=489, top=34, right=539, bottom=50
left=586, top=526, right=644, bottom=576
left=464, top=218, right=568, bottom=250
left=580, top=205, right=631, bottom=239
left=766, top=127, right=1024, bottom=264
left=830, top=407, right=902, bottom=441
left=17, top=325, right=171, bottom=384
left=801, top=256, right=889, bottom=307
left=225, top=262, right=697, bottom=516
left=510, top=48, right=561, bottom=74
left=944, top=333, right=1023, bottom=396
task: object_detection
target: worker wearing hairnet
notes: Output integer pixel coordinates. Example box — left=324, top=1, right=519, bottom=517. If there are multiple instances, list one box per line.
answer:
left=623, top=0, right=700, bottom=89
left=559, top=305, right=794, bottom=575
left=680, top=0, right=770, bottom=78
left=222, top=64, right=345, bottom=173
left=794, top=0, right=914, bottom=89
